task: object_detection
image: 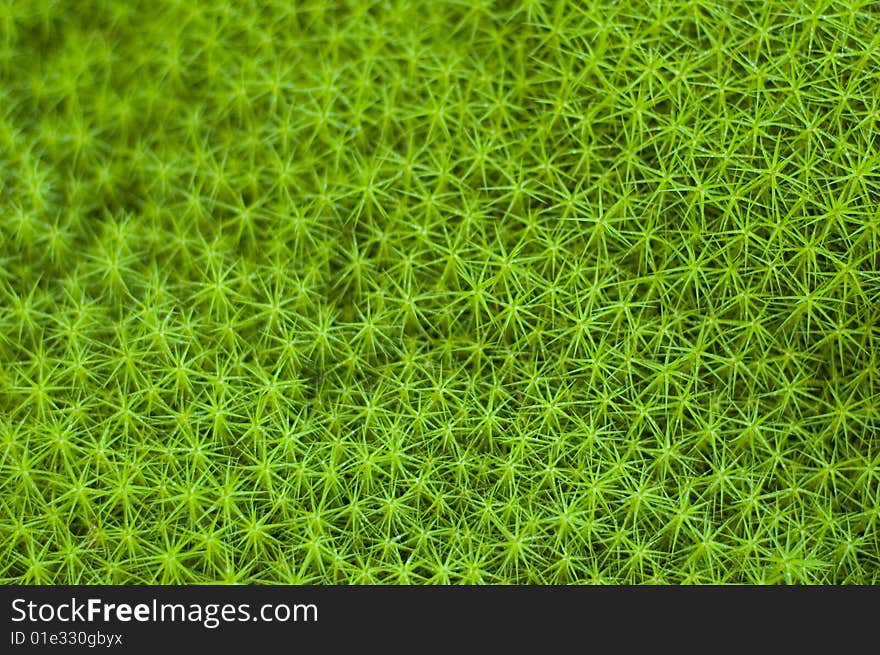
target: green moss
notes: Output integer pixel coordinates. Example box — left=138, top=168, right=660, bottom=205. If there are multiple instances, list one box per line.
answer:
left=1, top=0, right=879, bottom=583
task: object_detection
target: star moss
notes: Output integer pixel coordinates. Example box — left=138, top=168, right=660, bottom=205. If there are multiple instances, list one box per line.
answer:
left=1, top=0, right=879, bottom=583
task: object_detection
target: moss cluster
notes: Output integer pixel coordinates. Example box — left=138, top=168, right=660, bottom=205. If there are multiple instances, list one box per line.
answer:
left=2, top=0, right=879, bottom=583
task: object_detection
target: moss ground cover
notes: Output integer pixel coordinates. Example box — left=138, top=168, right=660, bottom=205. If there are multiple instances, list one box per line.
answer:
left=1, top=0, right=879, bottom=583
